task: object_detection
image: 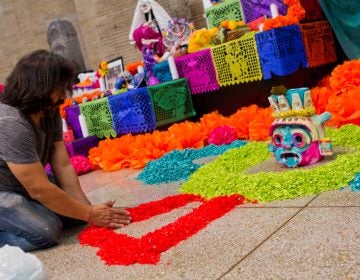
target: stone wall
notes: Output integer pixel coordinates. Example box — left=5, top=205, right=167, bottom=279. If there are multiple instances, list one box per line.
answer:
left=0, top=0, right=206, bottom=82
left=0, top=0, right=80, bottom=81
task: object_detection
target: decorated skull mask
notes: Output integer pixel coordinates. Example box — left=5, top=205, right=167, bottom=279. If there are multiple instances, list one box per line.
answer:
left=268, top=88, right=333, bottom=168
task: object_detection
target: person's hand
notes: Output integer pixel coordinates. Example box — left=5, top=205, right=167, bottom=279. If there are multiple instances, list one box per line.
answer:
left=89, top=200, right=131, bottom=229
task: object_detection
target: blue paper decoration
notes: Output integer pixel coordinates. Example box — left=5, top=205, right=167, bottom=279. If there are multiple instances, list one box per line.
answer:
left=108, top=87, right=156, bottom=136
left=255, top=25, right=308, bottom=79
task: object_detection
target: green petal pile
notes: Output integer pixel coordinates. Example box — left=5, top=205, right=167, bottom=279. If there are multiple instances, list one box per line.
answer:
left=180, top=125, right=360, bottom=202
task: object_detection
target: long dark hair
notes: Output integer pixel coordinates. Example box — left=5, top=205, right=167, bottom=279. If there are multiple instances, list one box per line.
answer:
left=0, top=49, right=74, bottom=115
left=145, top=9, right=162, bottom=35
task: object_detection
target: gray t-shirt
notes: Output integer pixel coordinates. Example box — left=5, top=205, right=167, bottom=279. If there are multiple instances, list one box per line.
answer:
left=0, top=103, right=63, bottom=197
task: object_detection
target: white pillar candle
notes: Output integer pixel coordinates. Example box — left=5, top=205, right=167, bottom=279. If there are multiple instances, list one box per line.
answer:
left=62, top=118, right=68, bottom=132
left=168, top=55, right=179, bottom=80
left=202, top=0, right=212, bottom=9
left=137, top=65, right=144, bottom=74
left=99, top=77, right=106, bottom=91
left=78, top=113, right=89, bottom=138
left=259, top=23, right=264, bottom=32
left=270, top=3, right=279, bottom=18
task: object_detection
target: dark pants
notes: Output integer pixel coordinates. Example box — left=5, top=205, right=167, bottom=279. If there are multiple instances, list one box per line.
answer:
left=0, top=176, right=85, bottom=251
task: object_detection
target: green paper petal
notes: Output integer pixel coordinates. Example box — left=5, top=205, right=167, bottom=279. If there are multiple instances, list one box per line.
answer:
left=180, top=125, right=360, bottom=202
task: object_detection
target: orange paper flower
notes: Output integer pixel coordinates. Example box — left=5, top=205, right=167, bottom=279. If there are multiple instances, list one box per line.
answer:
left=263, top=0, right=305, bottom=31
left=326, top=88, right=360, bottom=127
left=329, top=59, right=360, bottom=92
left=168, top=121, right=207, bottom=149
left=310, top=87, right=332, bottom=115
left=198, top=111, right=228, bottom=135
left=248, top=107, right=274, bottom=141
left=88, top=105, right=274, bottom=171
left=125, top=61, right=144, bottom=76
left=311, top=59, right=360, bottom=128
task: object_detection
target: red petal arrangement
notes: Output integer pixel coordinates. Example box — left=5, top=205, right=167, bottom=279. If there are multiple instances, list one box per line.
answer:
left=127, top=194, right=204, bottom=222
left=78, top=194, right=250, bottom=265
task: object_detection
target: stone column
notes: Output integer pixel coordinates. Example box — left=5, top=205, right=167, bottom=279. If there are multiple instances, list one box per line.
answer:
left=47, top=20, right=86, bottom=75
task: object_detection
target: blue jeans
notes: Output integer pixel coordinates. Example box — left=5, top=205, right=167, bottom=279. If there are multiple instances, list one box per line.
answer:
left=0, top=192, right=84, bottom=252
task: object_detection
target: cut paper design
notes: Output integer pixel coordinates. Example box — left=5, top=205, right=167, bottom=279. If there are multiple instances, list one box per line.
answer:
left=240, top=0, right=288, bottom=23
left=300, top=0, right=324, bottom=21
left=108, top=87, right=156, bottom=136
left=211, top=32, right=262, bottom=86
left=175, top=48, right=220, bottom=94
left=65, top=136, right=99, bottom=157
left=79, top=98, right=116, bottom=138
left=64, top=105, right=83, bottom=139
left=79, top=194, right=249, bottom=265
left=152, top=61, right=172, bottom=83
left=205, top=0, right=244, bottom=28
left=255, top=25, right=308, bottom=79
left=148, top=78, right=196, bottom=126
left=300, top=21, right=337, bottom=68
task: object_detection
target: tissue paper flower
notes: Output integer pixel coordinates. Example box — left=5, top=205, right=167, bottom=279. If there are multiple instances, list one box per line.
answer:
left=208, top=125, right=237, bottom=145
left=70, top=155, right=92, bottom=175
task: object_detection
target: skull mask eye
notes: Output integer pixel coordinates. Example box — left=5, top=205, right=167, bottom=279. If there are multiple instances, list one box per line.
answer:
left=292, top=132, right=306, bottom=148
left=273, top=134, right=283, bottom=147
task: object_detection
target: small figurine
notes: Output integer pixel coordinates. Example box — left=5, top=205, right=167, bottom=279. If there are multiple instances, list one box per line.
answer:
left=128, top=66, right=146, bottom=89
left=268, top=87, right=333, bottom=168
left=114, top=71, right=134, bottom=90
left=129, top=0, right=171, bottom=45
left=142, top=48, right=160, bottom=85
left=97, top=61, right=108, bottom=77
left=102, top=90, right=113, bottom=97
left=163, top=17, right=194, bottom=57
